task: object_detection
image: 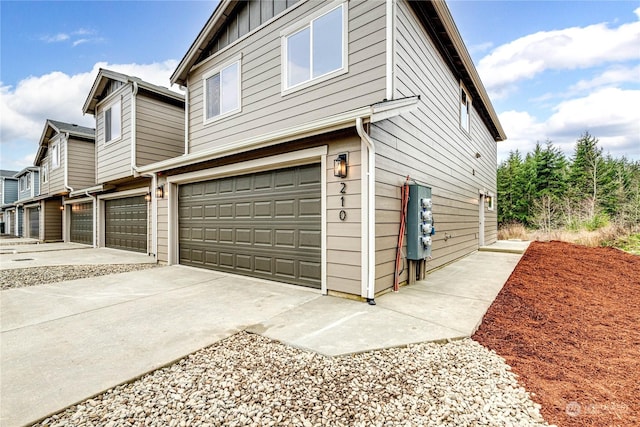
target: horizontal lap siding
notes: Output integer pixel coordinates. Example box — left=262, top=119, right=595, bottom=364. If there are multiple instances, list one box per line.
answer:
left=136, top=95, right=185, bottom=166
left=187, top=0, right=387, bottom=153
left=48, top=143, right=65, bottom=194
left=96, top=87, right=133, bottom=183
left=326, top=135, right=362, bottom=295
left=372, top=1, right=498, bottom=292
left=68, top=139, right=96, bottom=190
left=157, top=197, right=168, bottom=263
left=44, top=198, right=62, bottom=241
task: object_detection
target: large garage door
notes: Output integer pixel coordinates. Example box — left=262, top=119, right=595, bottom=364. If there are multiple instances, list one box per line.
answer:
left=70, top=202, right=93, bottom=245
left=179, top=164, right=322, bottom=288
left=105, top=196, right=147, bottom=253
left=28, top=208, right=39, bottom=239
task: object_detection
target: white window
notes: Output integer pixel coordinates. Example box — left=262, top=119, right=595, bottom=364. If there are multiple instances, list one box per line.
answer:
left=26, top=173, right=31, bottom=190
left=487, top=192, right=495, bottom=211
left=282, top=3, right=347, bottom=92
left=105, top=99, right=122, bottom=143
left=460, top=86, right=471, bottom=133
left=203, top=58, right=241, bottom=123
left=51, top=143, right=60, bottom=169
left=42, top=164, right=49, bottom=183
left=19, top=176, right=26, bottom=191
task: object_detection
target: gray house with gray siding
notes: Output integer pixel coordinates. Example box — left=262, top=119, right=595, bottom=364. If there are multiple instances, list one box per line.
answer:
left=0, top=170, right=19, bottom=234
left=31, top=119, right=96, bottom=242
left=74, top=69, right=185, bottom=253
left=138, top=0, right=505, bottom=301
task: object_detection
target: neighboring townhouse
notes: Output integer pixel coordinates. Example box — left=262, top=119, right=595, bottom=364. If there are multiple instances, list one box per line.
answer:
left=135, top=0, right=506, bottom=301
left=0, top=170, right=19, bottom=234
left=75, top=69, right=185, bottom=254
left=31, top=120, right=96, bottom=243
left=12, top=166, right=40, bottom=238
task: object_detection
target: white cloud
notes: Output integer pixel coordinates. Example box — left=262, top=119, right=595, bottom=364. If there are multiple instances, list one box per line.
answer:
left=569, top=64, right=640, bottom=92
left=498, top=87, right=640, bottom=162
left=0, top=61, right=180, bottom=170
left=41, top=33, right=70, bottom=43
left=479, top=10, right=640, bottom=97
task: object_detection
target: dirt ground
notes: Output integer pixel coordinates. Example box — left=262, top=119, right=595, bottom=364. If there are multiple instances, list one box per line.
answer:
left=473, top=241, right=640, bottom=427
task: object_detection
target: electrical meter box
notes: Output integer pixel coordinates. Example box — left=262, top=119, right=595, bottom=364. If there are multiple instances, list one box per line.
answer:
left=406, top=184, right=434, bottom=260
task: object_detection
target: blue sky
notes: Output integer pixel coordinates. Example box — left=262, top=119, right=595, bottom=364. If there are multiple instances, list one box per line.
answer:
left=1, top=0, right=639, bottom=172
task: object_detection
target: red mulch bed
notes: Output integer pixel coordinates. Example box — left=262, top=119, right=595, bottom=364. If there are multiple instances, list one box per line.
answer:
left=473, top=241, right=640, bottom=427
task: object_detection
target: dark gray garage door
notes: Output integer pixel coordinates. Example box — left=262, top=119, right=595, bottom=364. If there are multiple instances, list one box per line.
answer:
left=179, top=164, right=322, bottom=288
left=28, top=208, right=39, bottom=239
left=70, top=202, right=93, bottom=245
left=105, top=196, right=147, bottom=253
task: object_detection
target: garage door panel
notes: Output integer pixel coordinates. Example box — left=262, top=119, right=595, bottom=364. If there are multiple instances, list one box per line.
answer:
left=105, top=195, right=147, bottom=253
left=179, top=164, right=321, bottom=288
left=70, top=202, right=93, bottom=244
left=28, top=208, right=40, bottom=239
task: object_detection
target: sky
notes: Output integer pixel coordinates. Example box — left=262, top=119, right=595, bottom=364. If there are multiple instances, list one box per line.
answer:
left=1, top=0, right=639, bottom=172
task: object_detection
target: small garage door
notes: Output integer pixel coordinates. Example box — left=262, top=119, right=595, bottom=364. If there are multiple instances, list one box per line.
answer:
left=179, top=164, right=322, bottom=288
left=28, top=208, right=39, bottom=239
left=70, top=202, right=93, bottom=245
left=105, top=196, right=147, bottom=253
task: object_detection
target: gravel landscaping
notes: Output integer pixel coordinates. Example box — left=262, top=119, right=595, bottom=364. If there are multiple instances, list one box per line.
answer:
left=0, top=264, right=158, bottom=290
left=35, top=332, right=547, bottom=427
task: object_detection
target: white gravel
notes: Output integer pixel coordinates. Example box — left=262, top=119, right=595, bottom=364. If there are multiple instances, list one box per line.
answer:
left=35, top=332, right=548, bottom=427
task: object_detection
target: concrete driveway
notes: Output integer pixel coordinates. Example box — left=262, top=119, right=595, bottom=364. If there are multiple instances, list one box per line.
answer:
left=0, top=240, right=528, bottom=426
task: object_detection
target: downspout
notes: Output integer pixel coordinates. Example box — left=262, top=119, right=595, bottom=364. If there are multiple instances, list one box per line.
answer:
left=131, top=81, right=139, bottom=175
left=63, top=133, right=74, bottom=193
left=181, top=85, right=189, bottom=155
left=356, top=117, right=376, bottom=304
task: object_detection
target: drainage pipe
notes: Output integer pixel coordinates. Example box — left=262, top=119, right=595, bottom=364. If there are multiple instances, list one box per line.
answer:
left=130, top=81, right=139, bottom=175
left=356, top=117, right=376, bottom=304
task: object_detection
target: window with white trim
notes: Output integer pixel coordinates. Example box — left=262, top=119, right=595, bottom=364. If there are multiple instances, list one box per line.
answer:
left=203, top=59, right=241, bottom=123
left=51, top=143, right=60, bottom=169
left=460, top=85, right=471, bottom=133
left=26, top=173, right=31, bottom=190
left=487, top=192, right=495, bottom=211
left=42, top=164, right=48, bottom=183
left=19, top=176, right=26, bottom=192
left=283, top=3, right=346, bottom=91
left=104, top=99, right=122, bottom=143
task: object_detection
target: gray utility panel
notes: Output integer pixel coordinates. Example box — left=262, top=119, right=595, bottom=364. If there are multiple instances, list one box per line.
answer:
left=28, top=207, right=39, bottom=239
left=406, top=184, right=434, bottom=260
left=70, top=202, right=93, bottom=245
left=105, top=196, right=147, bottom=253
left=179, top=164, right=322, bottom=288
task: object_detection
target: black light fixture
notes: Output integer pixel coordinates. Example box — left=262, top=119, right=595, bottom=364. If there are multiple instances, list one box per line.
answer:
left=333, top=153, right=348, bottom=178
left=155, top=185, right=164, bottom=199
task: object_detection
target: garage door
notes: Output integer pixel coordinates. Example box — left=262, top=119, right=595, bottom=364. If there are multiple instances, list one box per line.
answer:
left=179, top=164, right=322, bottom=288
left=28, top=208, right=39, bottom=239
left=70, top=202, right=93, bottom=245
left=105, top=196, right=147, bottom=253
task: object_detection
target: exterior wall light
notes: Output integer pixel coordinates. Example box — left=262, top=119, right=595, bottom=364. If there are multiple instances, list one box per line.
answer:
left=144, top=193, right=152, bottom=202
left=155, top=185, right=164, bottom=199
left=59, top=205, right=64, bottom=211
left=333, top=153, right=348, bottom=178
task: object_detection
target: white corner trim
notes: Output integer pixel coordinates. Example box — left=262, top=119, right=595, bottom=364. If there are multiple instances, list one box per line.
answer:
left=385, top=0, right=395, bottom=101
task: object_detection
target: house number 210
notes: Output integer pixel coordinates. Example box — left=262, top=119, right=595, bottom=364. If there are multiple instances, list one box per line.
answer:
left=339, top=182, right=347, bottom=221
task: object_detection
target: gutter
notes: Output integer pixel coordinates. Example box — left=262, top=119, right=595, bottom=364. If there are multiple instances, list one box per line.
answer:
left=63, top=133, right=74, bottom=193
left=356, top=117, right=376, bottom=304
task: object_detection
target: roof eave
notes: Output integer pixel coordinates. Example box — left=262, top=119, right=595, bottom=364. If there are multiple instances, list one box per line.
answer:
left=170, top=0, right=237, bottom=86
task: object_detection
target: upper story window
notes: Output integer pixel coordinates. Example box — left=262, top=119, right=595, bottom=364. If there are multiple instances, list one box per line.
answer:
left=203, top=56, right=241, bottom=123
left=19, top=176, right=26, bottom=192
left=460, top=85, right=471, bottom=134
left=42, top=164, right=49, bottom=184
left=282, top=2, right=347, bottom=93
left=26, top=173, right=31, bottom=190
left=105, top=99, right=122, bottom=143
left=51, top=143, right=60, bottom=169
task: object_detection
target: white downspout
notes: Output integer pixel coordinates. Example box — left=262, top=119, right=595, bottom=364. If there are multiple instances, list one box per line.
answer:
left=181, top=85, right=189, bottom=155
left=131, top=81, right=139, bottom=175
left=63, top=133, right=74, bottom=193
left=356, top=117, right=376, bottom=304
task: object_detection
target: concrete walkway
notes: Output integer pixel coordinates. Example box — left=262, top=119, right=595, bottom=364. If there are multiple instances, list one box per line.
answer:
left=0, top=241, right=529, bottom=427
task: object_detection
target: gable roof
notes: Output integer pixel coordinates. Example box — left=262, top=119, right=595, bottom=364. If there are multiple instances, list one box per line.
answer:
left=34, top=119, right=95, bottom=166
left=409, top=0, right=505, bottom=141
left=14, top=166, right=39, bottom=178
left=83, top=68, right=184, bottom=115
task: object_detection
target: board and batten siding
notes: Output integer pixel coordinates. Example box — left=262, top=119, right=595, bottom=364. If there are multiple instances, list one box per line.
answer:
left=136, top=94, right=185, bottom=167
left=187, top=0, right=387, bottom=154
left=96, top=85, right=133, bottom=183
left=371, top=1, right=498, bottom=292
left=326, top=134, right=362, bottom=295
left=68, top=138, right=96, bottom=190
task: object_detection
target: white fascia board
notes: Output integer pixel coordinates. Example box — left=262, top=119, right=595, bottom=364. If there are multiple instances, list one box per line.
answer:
left=370, top=96, right=420, bottom=123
